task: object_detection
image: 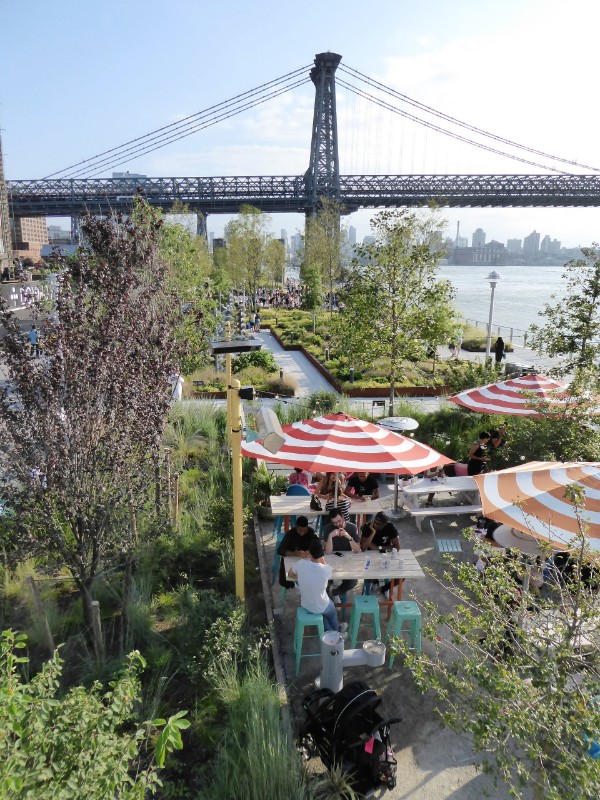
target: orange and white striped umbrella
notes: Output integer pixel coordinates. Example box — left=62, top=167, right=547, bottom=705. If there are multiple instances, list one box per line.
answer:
left=474, top=461, right=600, bottom=551
left=448, top=373, right=568, bottom=417
left=241, top=412, right=452, bottom=474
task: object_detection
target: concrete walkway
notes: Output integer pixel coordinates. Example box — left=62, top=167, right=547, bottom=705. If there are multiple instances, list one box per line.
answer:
left=255, top=330, right=336, bottom=397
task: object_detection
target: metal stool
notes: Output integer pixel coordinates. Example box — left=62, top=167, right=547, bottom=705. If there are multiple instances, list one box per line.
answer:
left=293, top=607, right=325, bottom=676
left=349, top=594, right=381, bottom=648
left=387, top=600, right=421, bottom=667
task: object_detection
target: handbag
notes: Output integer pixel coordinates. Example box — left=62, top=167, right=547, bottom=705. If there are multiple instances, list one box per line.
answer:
left=310, top=494, right=323, bottom=511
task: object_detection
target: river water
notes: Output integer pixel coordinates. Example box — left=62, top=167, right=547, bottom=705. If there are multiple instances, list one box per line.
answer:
left=438, top=264, right=566, bottom=343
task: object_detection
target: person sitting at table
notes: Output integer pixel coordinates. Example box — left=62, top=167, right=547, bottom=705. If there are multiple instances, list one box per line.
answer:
left=316, top=472, right=352, bottom=521
left=322, top=507, right=361, bottom=598
left=288, top=539, right=346, bottom=634
left=467, top=431, right=492, bottom=476
left=288, top=467, right=311, bottom=490
left=277, top=516, right=319, bottom=589
left=422, top=465, right=445, bottom=507
left=346, top=471, right=379, bottom=523
left=360, top=511, right=401, bottom=597
left=346, top=472, right=379, bottom=501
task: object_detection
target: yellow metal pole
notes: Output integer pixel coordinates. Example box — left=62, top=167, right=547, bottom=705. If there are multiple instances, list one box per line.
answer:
left=225, top=321, right=232, bottom=446
left=229, top=378, right=245, bottom=602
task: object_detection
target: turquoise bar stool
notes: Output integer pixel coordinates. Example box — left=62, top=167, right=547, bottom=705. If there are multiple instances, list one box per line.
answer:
left=349, top=595, right=381, bottom=648
left=293, top=607, right=325, bottom=676
left=387, top=600, right=422, bottom=667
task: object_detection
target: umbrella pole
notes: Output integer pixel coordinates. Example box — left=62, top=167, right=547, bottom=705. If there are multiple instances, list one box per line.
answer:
left=393, top=474, right=399, bottom=512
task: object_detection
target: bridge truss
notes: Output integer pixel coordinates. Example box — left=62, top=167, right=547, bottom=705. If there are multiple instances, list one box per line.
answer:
left=8, top=173, right=600, bottom=218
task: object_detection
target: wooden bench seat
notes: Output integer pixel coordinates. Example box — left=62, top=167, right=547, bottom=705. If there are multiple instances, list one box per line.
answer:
left=407, top=504, right=482, bottom=531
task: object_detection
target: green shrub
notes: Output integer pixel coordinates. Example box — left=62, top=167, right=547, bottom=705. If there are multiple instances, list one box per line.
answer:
left=263, top=374, right=297, bottom=396
left=232, top=350, right=277, bottom=374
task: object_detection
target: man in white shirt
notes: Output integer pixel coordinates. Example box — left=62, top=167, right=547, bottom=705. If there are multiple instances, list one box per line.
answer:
left=289, top=539, right=342, bottom=632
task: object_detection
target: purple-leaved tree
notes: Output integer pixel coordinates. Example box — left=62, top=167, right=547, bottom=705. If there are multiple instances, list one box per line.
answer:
left=0, top=204, right=180, bottom=639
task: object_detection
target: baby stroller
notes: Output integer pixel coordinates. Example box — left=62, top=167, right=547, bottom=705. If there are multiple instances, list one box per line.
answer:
left=298, top=680, right=401, bottom=796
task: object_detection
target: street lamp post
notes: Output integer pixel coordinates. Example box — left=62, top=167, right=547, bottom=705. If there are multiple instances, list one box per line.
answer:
left=485, top=270, right=502, bottom=361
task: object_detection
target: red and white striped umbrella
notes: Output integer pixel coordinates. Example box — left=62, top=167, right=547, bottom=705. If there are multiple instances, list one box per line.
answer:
left=474, top=461, right=600, bottom=551
left=447, top=373, right=568, bottom=417
left=241, top=412, right=452, bottom=474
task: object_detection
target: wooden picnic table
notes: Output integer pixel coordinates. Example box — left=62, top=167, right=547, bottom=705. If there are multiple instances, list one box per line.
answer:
left=401, top=476, right=482, bottom=531
left=284, top=549, right=424, bottom=619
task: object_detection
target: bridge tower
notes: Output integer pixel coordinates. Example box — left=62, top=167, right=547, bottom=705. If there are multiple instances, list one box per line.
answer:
left=305, top=52, right=342, bottom=215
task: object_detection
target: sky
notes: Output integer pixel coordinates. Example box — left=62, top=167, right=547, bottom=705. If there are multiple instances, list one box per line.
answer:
left=2, top=0, right=600, bottom=247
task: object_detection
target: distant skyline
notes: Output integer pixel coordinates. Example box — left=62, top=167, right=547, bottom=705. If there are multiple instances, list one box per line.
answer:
left=2, top=1, right=600, bottom=248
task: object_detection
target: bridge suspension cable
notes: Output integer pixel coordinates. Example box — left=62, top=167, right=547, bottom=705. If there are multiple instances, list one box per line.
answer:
left=337, top=77, right=571, bottom=174
left=44, top=65, right=312, bottom=180
left=340, top=63, right=600, bottom=174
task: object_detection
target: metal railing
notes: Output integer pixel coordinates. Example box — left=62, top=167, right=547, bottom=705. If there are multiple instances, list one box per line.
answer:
left=463, top=318, right=529, bottom=347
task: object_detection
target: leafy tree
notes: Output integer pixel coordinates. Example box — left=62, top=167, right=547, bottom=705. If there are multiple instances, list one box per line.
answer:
left=333, top=208, right=455, bottom=413
left=529, top=246, right=600, bottom=375
left=303, top=198, right=346, bottom=313
left=0, top=630, right=189, bottom=799
left=399, top=487, right=600, bottom=800
left=263, top=238, right=286, bottom=285
left=0, top=206, right=179, bottom=639
left=224, top=205, right=273, bottom=302
left=158, top=218, right=218, bottom=373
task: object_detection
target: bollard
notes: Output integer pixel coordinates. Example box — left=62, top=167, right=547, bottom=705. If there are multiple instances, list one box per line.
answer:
left=320, top=633, right=386, bottom=693
left=325, top=348, right=329, bottom=361
left=290, top=331, right=294, bottom=344
left=320, top=631, right=344, bottom=693
left=279, top=368, right=284, bottom=381
left=349, top=368, right=354, bottom=383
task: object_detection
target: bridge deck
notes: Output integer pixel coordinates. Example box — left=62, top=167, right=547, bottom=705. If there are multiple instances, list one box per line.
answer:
left=9, top=173, right=600, bottom=216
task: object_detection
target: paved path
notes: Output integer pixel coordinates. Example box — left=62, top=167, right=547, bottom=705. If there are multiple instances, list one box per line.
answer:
left=255, top=330, right=336, bottom=397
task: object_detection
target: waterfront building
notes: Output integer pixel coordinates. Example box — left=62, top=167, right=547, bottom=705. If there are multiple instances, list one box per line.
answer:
left=506, top=238, right=522, bottom=254
left=451, top=240, right=506, bottom=265
left=47, top=224, right=71, bottom=243
left=10, top=216, right=49, bottom=264
left=472, top=227, right=486, bottom=247
left=523, top=230, right=540, bottom=256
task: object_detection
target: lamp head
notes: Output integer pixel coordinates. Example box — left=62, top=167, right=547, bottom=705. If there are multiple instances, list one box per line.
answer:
left=256, top=407, right=286, bottom=454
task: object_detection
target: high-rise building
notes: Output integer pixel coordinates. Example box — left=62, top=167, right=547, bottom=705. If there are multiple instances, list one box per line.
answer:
left=348, top=225, right=356, bottom=245
left=506, top=238, right=522, bottom=253
left=0, top=135, right=11, bottom=274
left=10, top=216, right=49, bottom=263
left=472, top=228, right=486, bottom=247
left=523, top=230, right=540, bottom=256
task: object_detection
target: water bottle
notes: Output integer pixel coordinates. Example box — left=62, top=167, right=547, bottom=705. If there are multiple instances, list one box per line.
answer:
left=365, top=557, right=371, bottom=571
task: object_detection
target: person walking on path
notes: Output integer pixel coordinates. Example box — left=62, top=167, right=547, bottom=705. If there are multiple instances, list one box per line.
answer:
left=493, top=337, right=505, bottom=364
left=28, top=325, right=39, bottom=357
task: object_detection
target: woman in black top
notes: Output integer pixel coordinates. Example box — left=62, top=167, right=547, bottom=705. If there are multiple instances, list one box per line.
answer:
left=493, top=337, right=505, bottom=364
left=467, top=431, right=491, bottom=475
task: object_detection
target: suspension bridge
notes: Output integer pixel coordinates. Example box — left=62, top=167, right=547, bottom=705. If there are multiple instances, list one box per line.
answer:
left=8, top=52, right=600, bottom=227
